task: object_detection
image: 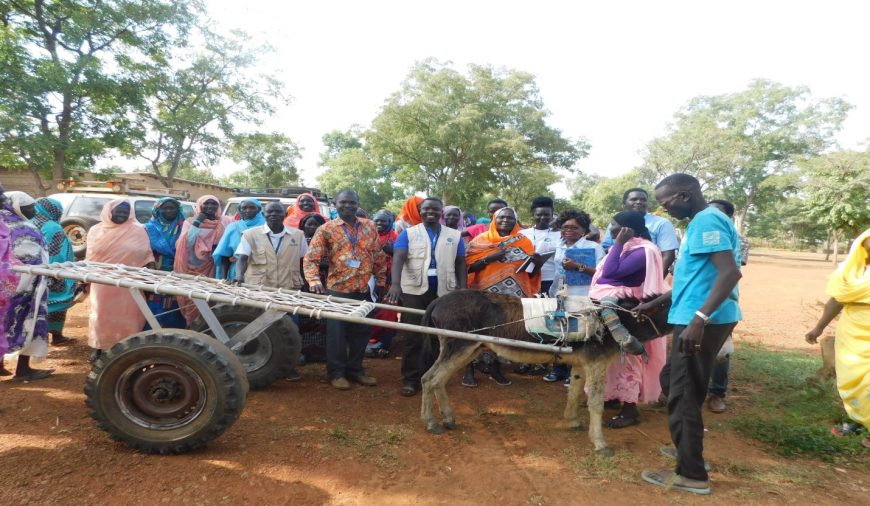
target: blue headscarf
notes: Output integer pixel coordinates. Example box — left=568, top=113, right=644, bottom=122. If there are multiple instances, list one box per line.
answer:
left=212, top=198, right=265, bottom=279
left=33, top=197, right=76, bottom=308
left=144, top=197, right=185, bottom=271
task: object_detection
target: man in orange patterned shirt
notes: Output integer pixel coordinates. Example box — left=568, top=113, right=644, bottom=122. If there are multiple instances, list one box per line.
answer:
left=304, top=189, right=388, bottom=390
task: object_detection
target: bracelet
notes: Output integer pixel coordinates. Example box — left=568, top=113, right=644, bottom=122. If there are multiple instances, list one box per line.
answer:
left=694, top=310, right=711, bottom=324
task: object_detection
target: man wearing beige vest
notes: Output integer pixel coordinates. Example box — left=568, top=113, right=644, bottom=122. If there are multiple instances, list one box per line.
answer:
left=233, top=202, right=307, bottom=289
left=385, top=197, right=467, bottom=397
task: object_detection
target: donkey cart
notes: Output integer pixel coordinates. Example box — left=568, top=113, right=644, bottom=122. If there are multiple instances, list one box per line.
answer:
left=12, top=262, right=575, bottom=455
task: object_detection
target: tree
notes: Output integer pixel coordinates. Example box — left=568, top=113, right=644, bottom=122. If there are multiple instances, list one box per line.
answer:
left=802, top=151, right=870, bottom=263
left=317, top=129, right=397, bottom=213
left=366, top=59, right=588, bottom=210
left=641, top=79, right=851, bottom=232
left=123, top=30, right=283, bottom=188
left=0, top=0, right=199, bottom=192
left=569, top=169, right=657, bottom=227
left=222, top=132, right=300, bottom=188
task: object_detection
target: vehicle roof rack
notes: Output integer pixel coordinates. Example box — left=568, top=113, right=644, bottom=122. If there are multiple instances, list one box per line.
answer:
left=231, top=187, right=327, bottom=199
left=57, top=179, right=190, bottom=200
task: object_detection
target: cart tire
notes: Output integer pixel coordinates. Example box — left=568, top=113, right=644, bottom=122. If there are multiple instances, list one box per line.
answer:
left=84, top=329, right=248, bottom=454
left=190, top=305, right=302, bottom=389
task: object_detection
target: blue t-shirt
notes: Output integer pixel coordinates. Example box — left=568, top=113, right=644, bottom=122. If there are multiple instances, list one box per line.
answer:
left=394, top=226, right=466, bottom=290
left=602, top=213, right=680, bottom=253
left=668, top=207, right=742, bottom=325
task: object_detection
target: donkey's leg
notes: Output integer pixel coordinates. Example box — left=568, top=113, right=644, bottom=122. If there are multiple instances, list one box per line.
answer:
left=420, top=341, right=478, bottom=434
left=583, top=358, right=614, bottom=457
left=564, top=358, right=586, bottom=429
left=431, top=344, right=481, bottom=431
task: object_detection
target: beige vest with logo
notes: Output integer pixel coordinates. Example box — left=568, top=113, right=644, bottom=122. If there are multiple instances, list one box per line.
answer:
left=400, top=224, right=461, bottom=296
left=241, top=227, right=305, bottom=289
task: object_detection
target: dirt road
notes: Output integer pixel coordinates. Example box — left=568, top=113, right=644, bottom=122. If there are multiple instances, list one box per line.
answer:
left=1, top=249, right=867, bottom=505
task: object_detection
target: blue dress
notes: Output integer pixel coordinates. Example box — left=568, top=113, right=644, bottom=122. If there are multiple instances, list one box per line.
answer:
left=143, top=198, right=187, bottom=329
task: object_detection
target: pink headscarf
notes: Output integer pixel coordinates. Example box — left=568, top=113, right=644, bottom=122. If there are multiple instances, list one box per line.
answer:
left=588, top=237, right=665, bottom=300
left=173, top=195, right=228, bottom=276
left=86, top=199, right=153, bottom=265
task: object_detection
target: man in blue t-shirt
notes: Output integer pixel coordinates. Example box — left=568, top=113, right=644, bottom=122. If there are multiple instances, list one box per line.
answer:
left=601, top=187, right=680, bottom=274
left=635, top=173, right=742, bottom=496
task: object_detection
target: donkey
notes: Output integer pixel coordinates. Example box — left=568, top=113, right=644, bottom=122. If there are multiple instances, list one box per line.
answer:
left=419, top=289, right=672, bottom=456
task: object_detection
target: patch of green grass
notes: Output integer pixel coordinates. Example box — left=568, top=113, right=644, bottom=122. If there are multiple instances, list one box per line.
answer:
left=559, top=448, right=637, bottom=482
left=325, top=424, right=407, bottom=470
left=729, top=343, right=867, bottom=462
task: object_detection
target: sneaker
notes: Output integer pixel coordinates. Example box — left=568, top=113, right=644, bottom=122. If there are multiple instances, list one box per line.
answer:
left=563, top=377, right=571, bottom=387
left=529, top=364, right=548, bottom=376
left=330, top=377, right=351, bottom=390
left=348, top=374, right=377, bottom=387
left=514, top=364, right=534, bottom=375
left=706, top=394, right=726, bottom=413
left=490, top=372, right=512, bottom=386
left=285, top=369, right=302, bottom=382
left=543, top=371, right=565, bottom=382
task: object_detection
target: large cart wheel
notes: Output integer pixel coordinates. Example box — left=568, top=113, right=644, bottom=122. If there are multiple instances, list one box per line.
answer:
left=191, top=305, right=302, bottom=390
left=84, top=329, right=248, bottom=455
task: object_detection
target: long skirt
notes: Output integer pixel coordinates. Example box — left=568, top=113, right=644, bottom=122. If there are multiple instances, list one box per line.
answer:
left=835, top=305, right=870, bottom=427
left=144, top=294, right=187, bottom=330
left=89, top=284, right=146, bottom=350
left=604, top=336, right=667, bottom=404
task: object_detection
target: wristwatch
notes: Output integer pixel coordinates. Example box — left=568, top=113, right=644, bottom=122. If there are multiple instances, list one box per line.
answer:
left=694, top=310, right=711, bottom=325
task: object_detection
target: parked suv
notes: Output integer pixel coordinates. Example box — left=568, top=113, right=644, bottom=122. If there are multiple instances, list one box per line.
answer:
left=223, top=187, right=335, bottom=220
left=50, top=192, right=195, bottom=258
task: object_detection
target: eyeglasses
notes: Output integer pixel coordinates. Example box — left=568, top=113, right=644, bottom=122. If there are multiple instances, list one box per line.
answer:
left=657, top=192, right=683, bottom=209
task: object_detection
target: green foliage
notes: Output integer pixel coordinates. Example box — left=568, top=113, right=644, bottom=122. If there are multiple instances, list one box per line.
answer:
left=124, top=30, right=284, bottom=187
left=317, top=129, right=397, bottom=213
left=223, top=132, right=300, bottom=188
left=0, top=0, right=201, bottom=189
left=366, top=59, right=587, bottom=210
left=641, top=79, right=851, bottom=232
left=569, top=169, right=658, bottom=227
left=729, top=343, right=868, bottom=461
left=801, top=151, right=870, bottom=239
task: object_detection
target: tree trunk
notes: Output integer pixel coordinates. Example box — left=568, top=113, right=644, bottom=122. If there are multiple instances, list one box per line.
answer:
left=825, top=232, right=831, bottom=262
left=832, top=231, right=840, bottom=266
left=28, top=165, right=49, bottom=197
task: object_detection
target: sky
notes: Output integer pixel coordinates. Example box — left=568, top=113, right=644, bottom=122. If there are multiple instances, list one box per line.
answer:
left=202, top=0, right=870, bottom=194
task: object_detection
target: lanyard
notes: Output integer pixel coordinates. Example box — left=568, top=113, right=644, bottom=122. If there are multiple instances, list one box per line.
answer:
left=428, top=227, right=440, bottom=268
left=273, top=234, right=284, bottom=253
left=341, top=222, right=361, bottom=259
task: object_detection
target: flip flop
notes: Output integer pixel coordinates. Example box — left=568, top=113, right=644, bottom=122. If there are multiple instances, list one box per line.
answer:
left=607, top=414, right=640, bottom=429
left=11, top=369, right=55, bottom=383
left=659, top=446, right=712, bottom=472
left=641, top=468, right=711, bottom=495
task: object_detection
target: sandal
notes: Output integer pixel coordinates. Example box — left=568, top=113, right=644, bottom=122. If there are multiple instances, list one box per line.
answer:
left=831, top=422, right=863, bottom=437
left=641, top=468, right=710, bottom=495
left=51, top=336, right=76, bottom=346
left=607, top=414, right=640, bottom=429
left=12, top=369, right=54, bottom=382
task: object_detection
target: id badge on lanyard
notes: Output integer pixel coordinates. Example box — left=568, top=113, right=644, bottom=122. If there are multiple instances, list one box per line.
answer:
left=342, top=223, right=362, bottom=268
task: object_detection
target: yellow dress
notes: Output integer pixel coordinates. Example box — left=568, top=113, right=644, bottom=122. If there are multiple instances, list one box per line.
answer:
left=827, top=229, right=870, bottom=427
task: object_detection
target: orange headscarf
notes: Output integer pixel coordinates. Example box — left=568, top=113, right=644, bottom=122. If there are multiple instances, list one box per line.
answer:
left=283, top=193, right=322, bottom=229
left=398, top=196, right=424, bottom=227
left=466, top=207, right=539, bottom=296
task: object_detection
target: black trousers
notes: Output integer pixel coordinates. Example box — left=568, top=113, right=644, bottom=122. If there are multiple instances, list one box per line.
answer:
left=400, top=288, right=439, bottom=385
left=325, top=290, right=370, bottom=380
left=660, top=322, right=736, bottom=481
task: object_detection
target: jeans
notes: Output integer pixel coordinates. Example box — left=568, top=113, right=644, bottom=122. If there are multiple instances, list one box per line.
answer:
left=660, top=322, right=736, bottom=482
left=400, top=289, right=439, bottom=385
left=325, top=290, right=370, bottom=380
left=709, top=357, right=730, bottom=398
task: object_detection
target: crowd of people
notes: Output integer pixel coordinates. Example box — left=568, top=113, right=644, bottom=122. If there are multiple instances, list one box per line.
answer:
left=1, top=172, right=867, bottom=496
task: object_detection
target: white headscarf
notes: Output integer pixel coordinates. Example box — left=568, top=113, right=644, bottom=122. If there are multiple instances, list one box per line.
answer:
left=4, top=191, right=37, bottom=219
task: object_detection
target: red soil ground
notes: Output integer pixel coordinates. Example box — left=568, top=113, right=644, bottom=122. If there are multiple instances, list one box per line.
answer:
left=1, top=249, right=867, bottom=505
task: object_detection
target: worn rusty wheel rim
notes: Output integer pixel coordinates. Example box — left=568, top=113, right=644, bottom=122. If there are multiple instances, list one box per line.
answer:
left=116, top=359, right=207, bottom=430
